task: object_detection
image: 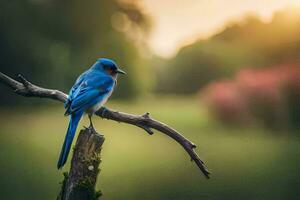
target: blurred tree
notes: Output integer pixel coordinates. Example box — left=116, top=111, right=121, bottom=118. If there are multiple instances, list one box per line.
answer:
left=0, top=0, right=151, bottom=105
left=156, top=8, right=300, bottom=94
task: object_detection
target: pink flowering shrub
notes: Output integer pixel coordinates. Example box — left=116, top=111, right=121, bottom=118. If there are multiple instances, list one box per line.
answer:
left=200, top=64, right=300, bottom=128
left=201, top=80, right=252, bottom=125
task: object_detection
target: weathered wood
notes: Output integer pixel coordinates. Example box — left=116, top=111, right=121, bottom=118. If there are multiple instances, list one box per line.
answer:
left=58, top=127, right=104, bottom=200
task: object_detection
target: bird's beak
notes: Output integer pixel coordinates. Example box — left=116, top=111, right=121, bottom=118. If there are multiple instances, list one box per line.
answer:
left=116, top=68, right=126, bottom=75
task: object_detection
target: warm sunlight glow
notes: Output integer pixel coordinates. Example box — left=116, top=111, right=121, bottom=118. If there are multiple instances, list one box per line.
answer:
left=141, top=0, right=300, bottom=58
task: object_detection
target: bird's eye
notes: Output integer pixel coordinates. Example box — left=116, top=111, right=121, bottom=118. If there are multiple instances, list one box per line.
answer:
left=105, top=68, right=114, bottom=75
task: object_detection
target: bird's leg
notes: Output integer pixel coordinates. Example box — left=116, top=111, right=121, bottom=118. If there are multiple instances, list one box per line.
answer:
left=88, top=114, right=95, bottom=131
left=87, top=114, right=104, bottom=136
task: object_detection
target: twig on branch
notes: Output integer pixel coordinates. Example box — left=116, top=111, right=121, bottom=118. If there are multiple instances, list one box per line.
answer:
left=0, top=72, right=210, bottom=178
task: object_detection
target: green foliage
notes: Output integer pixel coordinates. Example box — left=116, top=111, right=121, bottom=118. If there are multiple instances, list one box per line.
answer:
left=0, top=0, right=151, bottom=105
left=156, top=8, right=300, bottom=94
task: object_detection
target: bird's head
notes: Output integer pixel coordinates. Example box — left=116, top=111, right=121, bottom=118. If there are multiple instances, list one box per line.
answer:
left=94, top=58, right=126, bottom=77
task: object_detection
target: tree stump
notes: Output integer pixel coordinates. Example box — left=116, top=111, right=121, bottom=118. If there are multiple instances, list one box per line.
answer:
left=57, top=127, right=105, bottom=200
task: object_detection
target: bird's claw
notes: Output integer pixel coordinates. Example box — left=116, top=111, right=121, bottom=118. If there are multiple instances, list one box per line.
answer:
left=88, top=123, right=96, bottom=132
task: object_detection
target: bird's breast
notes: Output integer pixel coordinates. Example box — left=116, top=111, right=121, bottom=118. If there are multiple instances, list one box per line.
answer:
left=89, top=89, right=113, bottom=114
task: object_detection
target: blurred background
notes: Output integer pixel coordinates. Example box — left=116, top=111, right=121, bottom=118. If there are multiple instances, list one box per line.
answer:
left=1, top=0, right=300, bottom=199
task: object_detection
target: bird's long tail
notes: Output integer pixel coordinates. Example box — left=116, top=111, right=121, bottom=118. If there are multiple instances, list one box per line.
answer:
left=57, top=113, right=82, bottom=169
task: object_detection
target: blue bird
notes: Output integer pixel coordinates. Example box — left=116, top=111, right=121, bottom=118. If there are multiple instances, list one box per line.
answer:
left=57, top=58, right=126, bottom=169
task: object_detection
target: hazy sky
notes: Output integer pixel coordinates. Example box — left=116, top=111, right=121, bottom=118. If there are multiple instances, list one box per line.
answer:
left=141, top=0, right=300, bottom=57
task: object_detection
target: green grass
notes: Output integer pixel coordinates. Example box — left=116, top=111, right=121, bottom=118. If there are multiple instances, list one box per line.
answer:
left=0, top=96, right=300, bottom=200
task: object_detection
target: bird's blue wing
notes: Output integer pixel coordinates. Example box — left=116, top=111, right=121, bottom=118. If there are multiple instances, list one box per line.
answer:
left=65, top=73, right=114, bottom=115
left=64, top=71, right=89, bottom=109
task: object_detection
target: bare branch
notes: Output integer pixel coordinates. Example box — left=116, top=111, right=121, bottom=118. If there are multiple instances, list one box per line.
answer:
left=0, top=72, right=210, bottom=178
left=0, top=72, right=67, bottom=102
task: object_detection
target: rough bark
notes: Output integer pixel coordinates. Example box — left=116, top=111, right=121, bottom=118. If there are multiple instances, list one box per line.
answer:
left=57, top=127, right=104, bottom=200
